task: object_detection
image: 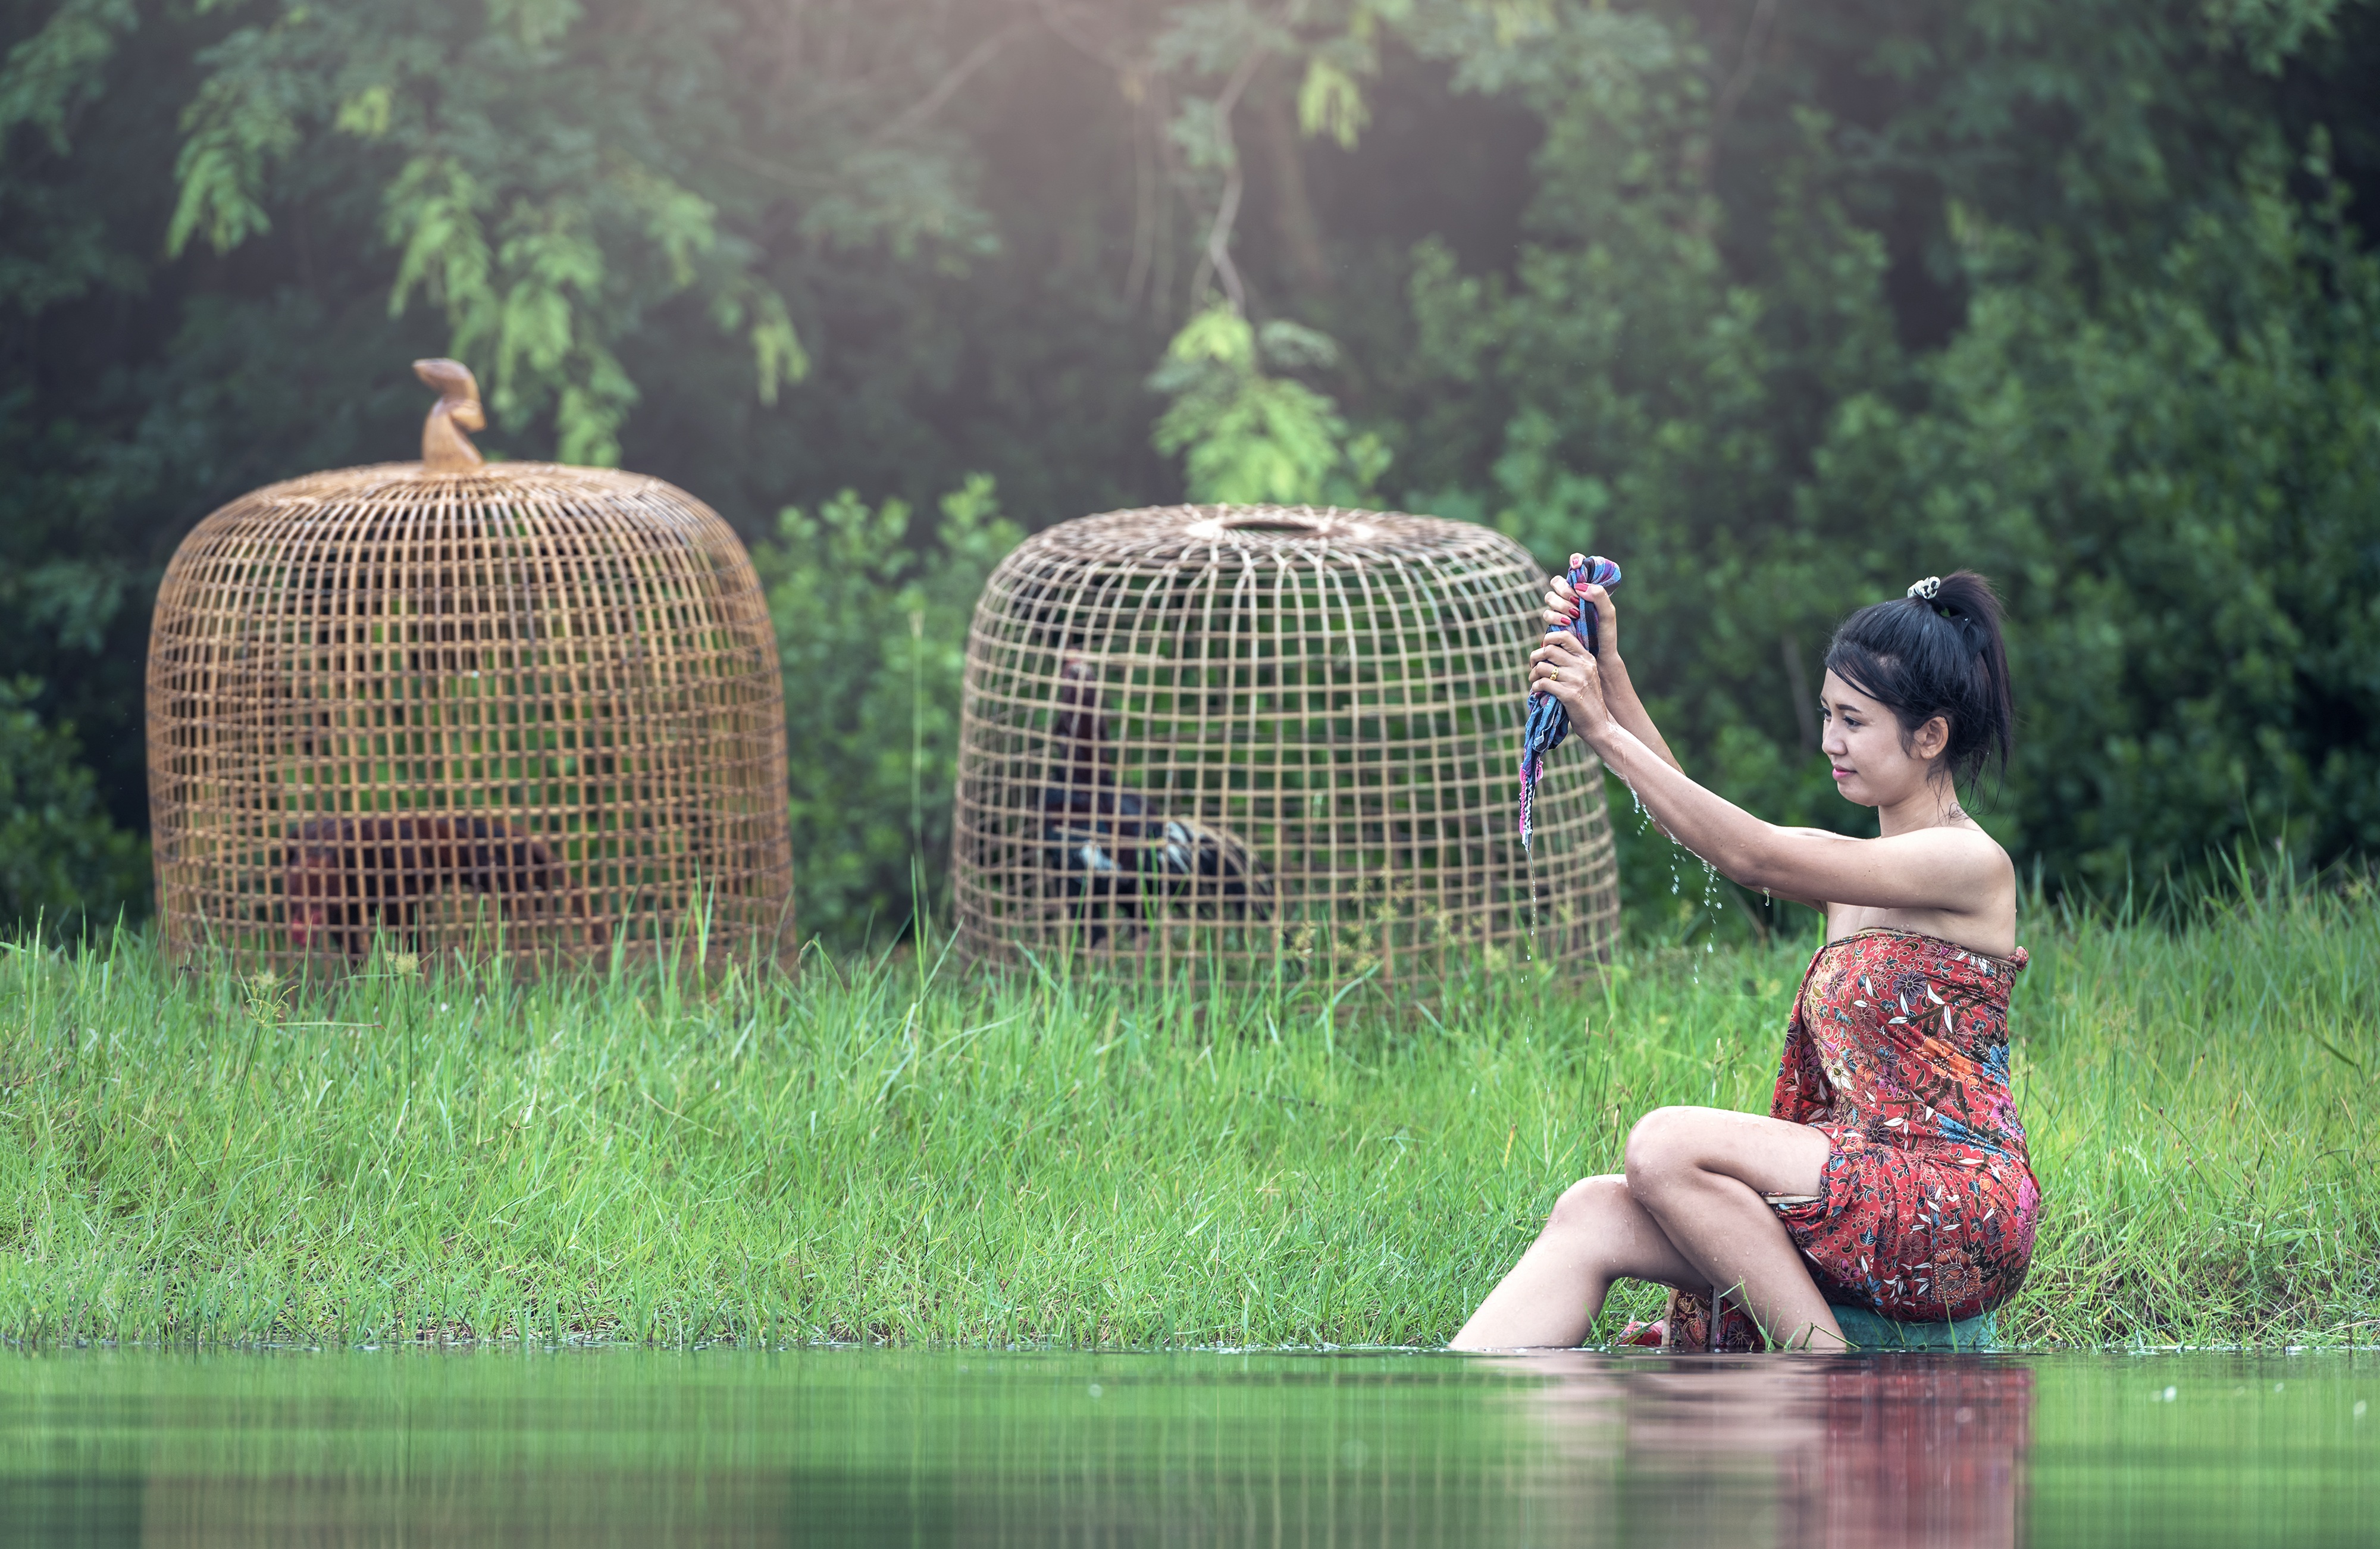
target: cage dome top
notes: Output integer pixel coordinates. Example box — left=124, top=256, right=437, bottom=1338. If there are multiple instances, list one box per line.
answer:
left=1023, top=503, right=1514, bottom=567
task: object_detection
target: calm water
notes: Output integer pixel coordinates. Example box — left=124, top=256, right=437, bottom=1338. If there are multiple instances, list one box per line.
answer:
left=0, top=1348, right=2372, bottom=1547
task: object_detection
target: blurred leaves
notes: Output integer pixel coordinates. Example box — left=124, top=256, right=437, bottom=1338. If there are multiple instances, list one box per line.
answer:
left=0, top=677, right=145, bottom=940
left=751, top=475, right=1022, bottom=952
left=1150, top=302, right=1388, bottom=505
left=0, top=0, right=134, bottom=152
left=156, top=0, right=822, bottom=466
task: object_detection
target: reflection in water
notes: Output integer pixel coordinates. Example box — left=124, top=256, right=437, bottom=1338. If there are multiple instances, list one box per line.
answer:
left=96, top=1356, right=2030, bottom=1548
left=0, top=1348, right=2370, bottom=1548
left=1507, top=1356, right=2031, bottom=1548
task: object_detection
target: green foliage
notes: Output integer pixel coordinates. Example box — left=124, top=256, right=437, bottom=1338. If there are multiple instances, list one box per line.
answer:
left=148, top=0, right=832, bottom=468
left=0, top=679, right=143, bottom=938
left=164, top=33, right=301, bottom=261
left=751, top=476, right=1021, bottom=950
left=1149, top=302, right=1389, bottom=506
left=0, top=0, right=133, bottom=153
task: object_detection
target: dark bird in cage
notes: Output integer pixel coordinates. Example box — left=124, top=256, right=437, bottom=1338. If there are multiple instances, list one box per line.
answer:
left=286, top=815, right=604, bottom=956
left=1042, top=653, right=1269, bottom=937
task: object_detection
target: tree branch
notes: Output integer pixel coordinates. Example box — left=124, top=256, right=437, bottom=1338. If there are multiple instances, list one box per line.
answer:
left=1192, top=46, right=1266, bottom=316
left=869, top=18, right=1035, bottom=145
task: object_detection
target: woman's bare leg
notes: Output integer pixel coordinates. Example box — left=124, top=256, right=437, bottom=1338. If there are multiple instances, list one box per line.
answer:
left=1449, top=1174, right=1705, bottom=1349
left=1451, top=1107, right=1844, bottom=1353
left=1623, top=1106, right=1845, bottom=1350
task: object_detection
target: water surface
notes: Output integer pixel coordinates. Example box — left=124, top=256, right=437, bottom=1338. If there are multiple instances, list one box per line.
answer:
left=0, top=1348, right=2370, bottom=1546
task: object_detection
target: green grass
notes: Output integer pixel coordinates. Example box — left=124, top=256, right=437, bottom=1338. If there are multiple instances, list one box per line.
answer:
left=1, top=879, right=2374, bottom=1350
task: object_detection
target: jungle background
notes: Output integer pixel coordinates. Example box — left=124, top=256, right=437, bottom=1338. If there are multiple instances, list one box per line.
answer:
left=2, top=0, right=2375, bottom=948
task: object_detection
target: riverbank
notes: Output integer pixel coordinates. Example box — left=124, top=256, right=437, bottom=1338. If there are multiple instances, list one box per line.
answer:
left=2, top=884, right=2372, bottom=1348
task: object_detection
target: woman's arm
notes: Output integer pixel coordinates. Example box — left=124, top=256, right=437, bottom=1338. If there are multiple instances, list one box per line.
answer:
left=1528, top=630, right=2005, bottom=913
left=1545, top=574, right=1683, bottom=775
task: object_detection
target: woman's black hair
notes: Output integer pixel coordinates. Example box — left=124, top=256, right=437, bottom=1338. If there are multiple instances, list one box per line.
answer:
left=1823, top=570, right=2014, bottom=791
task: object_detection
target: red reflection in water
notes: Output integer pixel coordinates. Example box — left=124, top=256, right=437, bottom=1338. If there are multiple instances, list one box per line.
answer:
left=1515, top=1355, right=2034, bottom=1548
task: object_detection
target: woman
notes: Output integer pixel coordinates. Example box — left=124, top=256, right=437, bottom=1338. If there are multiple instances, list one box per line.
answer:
left=1451, top=570, right=2035, bottom=1352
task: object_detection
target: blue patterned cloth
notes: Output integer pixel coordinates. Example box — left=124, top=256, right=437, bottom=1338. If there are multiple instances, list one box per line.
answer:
left=1518, top=553, right=1621, bottom=847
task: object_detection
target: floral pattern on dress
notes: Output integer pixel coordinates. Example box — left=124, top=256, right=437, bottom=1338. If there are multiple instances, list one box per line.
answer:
left=1665, top=927, right=2039, bottom=1351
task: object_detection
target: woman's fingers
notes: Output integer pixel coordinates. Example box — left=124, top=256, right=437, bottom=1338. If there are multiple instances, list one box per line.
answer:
left=1542, top=577, right=1618, bottom=653
left=1529, top=631, right=1617, bottom=733
left=1577, top=583, right=1617, bottom=649
left=1531, top=639, right=1600, bottom=691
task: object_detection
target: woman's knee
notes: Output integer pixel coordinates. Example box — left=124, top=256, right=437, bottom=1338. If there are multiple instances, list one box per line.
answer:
left=1545, top=1173, right=1630, bottom=1235
left=1623, top=1107, right=1703, bottom=1193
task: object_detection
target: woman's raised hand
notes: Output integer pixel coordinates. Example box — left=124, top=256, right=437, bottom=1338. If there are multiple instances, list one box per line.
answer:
left=1528, top=630, right=1615, bottom=740
left=1543, top=574, right=1621, bottom=663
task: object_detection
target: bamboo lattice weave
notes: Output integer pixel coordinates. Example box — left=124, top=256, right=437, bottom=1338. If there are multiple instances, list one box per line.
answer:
left=953, top=505, right=1618, bottom=976
left=147, top=461, right=794, bottom=970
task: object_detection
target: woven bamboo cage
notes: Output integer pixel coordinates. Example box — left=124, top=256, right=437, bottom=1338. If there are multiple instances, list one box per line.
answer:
left=146, top=359, right=794, bottom=971
left=951, top=504, right=1618, bottom=977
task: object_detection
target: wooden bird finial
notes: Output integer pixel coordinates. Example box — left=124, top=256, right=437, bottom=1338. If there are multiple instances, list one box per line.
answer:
left=415, top=358, right=486, bottom=471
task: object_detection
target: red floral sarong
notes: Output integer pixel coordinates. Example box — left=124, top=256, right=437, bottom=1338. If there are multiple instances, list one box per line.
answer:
left=1665, top=927, right=2040, bottom=1351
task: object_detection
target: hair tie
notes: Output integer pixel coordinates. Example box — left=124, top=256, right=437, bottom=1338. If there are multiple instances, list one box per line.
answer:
left=1906, top=576, right=1941, bottom=602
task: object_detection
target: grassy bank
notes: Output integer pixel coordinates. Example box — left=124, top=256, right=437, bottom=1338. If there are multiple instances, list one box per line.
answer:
left=1, top=883, right=2373, bottom=1350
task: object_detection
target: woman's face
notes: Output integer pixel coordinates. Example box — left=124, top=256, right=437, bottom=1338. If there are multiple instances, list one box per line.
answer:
left=1818, top=669, right=1948, bottom=809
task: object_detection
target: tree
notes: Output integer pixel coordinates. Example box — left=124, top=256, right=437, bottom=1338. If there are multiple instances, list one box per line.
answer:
left=0, top=677, right=144, bottom=937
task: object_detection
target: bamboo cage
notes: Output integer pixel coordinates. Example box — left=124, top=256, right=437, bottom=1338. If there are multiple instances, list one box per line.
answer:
left=146, top=360, right=794, bottom=971
left=951, top=504, right=1618, bottom=977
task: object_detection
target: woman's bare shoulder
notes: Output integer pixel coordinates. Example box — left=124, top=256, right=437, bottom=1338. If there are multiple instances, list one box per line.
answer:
left=1824, top=825, right=2017, bottom=955
left=1941, top=820, right=2017, bottom=873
